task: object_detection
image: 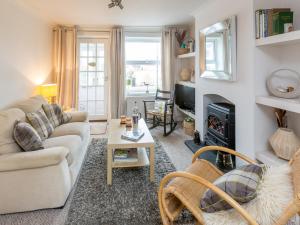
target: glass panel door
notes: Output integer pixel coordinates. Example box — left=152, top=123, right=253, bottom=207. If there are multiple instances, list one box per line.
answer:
left=78, top=38, right=108, bottom=120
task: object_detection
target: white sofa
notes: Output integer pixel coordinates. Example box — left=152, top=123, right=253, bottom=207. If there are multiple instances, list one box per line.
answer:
left=0, top=96, right=90, bottom=214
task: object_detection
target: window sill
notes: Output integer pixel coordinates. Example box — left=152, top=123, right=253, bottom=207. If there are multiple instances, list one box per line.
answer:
left=126, top=93, right=156, bottom=98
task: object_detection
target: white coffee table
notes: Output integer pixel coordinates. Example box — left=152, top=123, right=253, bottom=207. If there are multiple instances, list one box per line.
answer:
left=107, top=118, right=155, bottom=185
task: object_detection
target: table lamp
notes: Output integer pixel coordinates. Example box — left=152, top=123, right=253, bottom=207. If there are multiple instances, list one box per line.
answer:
left=39, top=83, right=57, bottom=103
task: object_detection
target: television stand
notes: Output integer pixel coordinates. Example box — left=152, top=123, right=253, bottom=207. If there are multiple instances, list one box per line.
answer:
left=176, top=105, right=195, bottom=119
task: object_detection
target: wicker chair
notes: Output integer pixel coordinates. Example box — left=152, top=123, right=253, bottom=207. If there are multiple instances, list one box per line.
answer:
left=158, top=146, right=300, bottom=225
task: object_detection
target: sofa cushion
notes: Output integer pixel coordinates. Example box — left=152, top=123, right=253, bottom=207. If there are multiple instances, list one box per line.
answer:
left=43, top=135, right=82, bottom=165
left=27, top=109, right=54, bottom=141
left=0, top=108, right=25, bottom=155
left=50, top=122, right=89, bottom=140
left=13, top=121, right=44, bottom=152
left=42, top=104, right=60, bottom=128
left=61, top=112, right=72, bottom=124
left=12, top=95, right=48, bottom=114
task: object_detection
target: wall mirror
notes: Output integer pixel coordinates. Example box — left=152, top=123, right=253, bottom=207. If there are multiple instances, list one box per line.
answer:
left=200, top=16, right=237, bottom=81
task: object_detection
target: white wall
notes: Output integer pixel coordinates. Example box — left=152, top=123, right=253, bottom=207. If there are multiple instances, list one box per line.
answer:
left=193, top=0, right=256, bottom=159
left=253, top=0, right=300, bottom=154
left=0, top=0, right=52, bottom=109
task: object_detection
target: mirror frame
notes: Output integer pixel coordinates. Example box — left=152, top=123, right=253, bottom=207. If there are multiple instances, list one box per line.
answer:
left=200, top=15, right=237, bottom=81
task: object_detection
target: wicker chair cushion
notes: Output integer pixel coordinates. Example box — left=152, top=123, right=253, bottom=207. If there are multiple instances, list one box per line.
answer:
left=200, top=164, right=264, bottom=213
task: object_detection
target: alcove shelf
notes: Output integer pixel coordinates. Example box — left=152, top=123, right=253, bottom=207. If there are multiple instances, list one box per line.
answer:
left=177, top=80, right=195, bottom=88
left=256, top=149, right=288, bottom=166
left=176, top=106, right=195, bottom=119
left=255, top=96, right=300, bottom=114
left=177, top=52, right=195, bottom=59
left=256, top=30, right=300, bottom=47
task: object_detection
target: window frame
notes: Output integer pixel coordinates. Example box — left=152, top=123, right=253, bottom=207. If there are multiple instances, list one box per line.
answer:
left=125, top=33, right=162, bottom=97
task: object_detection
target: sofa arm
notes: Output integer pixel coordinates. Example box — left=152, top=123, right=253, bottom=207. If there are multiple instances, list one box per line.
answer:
left=0, top=147, right=69, bottom=172
left=69, top=111, right=88, bottom=122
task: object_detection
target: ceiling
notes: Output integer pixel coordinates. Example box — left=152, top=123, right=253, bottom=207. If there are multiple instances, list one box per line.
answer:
left=19, top=0, right=205, bottom=26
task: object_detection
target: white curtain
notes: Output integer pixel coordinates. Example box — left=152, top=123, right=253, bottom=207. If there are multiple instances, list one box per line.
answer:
left=110, top=27, right=125, bottom=118
left=52, top=26, right=78, bottom=109
left=161, top=28, right=178, bottom=91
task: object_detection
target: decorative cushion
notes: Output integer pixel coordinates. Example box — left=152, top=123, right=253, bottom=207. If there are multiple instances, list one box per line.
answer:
left=200, top=164, right=264, bottom=213
left=26, top=109, right=54, bottom=140
left=42, top=104, right=60, bottom=128
left=61, top=112, right=72, bottom=124
left=202, top=164, right=296, bottom=225
left=13, top=121, right=44, bottom=151
left=154, top=100, right=166, bottom=114
left=48, top=104, right=72, bottom=125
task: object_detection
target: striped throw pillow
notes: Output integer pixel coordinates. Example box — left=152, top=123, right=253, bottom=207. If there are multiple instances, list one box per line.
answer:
left=13, top=121, right=44, bottom=151
left=43, top=104, right=72, bottom=125
left=26, top=109, right=54, bottom=140
left=42, top=104, right=60, bottom=128
left=61, top=112, right=72, bottom=124
left=200, top=164, right=265, bottom=213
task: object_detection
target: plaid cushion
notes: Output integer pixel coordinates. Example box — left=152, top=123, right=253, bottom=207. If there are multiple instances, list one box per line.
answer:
left=13, top=121, right=44, bottom=151
left=26, top=109, right=54, bottom=140
left=61, top=112, right=72, bottom=124
left=50, top=104, right=72, bottom=125
left=42, top=104, right=60, bottom=128
left=200, top=164, right=265, bottom=213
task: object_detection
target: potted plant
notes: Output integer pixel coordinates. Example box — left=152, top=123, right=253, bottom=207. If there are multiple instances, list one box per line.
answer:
left=183, top=117, right=195, bottom=136
left=269, top=109, right=300, bottom=160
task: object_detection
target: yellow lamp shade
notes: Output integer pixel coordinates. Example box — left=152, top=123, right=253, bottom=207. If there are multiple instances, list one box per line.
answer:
left=39, top=84, right=57, bottom=103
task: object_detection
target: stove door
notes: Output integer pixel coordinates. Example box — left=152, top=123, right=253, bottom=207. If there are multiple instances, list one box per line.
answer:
left=207, top=112, right=228, bottom=140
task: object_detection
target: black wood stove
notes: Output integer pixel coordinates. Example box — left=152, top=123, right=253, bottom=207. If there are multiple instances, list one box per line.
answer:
left=205, top=103, right=235, bottom=171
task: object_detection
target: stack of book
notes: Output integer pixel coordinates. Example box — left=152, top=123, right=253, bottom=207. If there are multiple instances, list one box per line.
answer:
left=255, top=8, right=293, bottom=39
left=114, top=148, right=138, bottom=163
left=121, top=129, right=144, bottom=142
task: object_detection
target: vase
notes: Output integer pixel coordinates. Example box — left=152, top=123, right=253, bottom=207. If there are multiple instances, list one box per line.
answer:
left=269, top=128, right=300, bottom=160
left=180, top=68, right=191, bottom=81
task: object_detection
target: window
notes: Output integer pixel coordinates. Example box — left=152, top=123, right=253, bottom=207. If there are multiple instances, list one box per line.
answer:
left=125, top=35, right=161, bottom=96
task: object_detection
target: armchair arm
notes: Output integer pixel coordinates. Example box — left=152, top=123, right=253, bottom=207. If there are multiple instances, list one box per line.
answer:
left=69, top=111, right=88, bottom=122
left=0, top=147, right=69, bottom=172
left=192, top=146, right=257, bottom=165
left=159, top=172, right=259, bottom=225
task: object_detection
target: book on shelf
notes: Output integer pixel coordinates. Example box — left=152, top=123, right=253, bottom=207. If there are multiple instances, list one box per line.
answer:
left=273, top=11, right=294, bottom=35
left=255, top=8, right=292, bottom=39
left=114, top=148, right=138, bottom=163
left=121, top=129, right=144, bottom=142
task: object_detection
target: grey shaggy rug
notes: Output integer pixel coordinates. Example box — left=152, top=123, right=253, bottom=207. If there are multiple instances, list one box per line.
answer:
left=65, top=138, right=193, bottom=225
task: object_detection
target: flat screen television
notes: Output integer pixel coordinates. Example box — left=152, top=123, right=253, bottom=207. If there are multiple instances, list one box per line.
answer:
left=175, top=84, right=195, bottom=112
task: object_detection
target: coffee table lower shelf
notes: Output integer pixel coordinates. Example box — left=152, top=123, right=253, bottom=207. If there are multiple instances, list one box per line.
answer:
left=112, top=148, right=150, bottom=168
